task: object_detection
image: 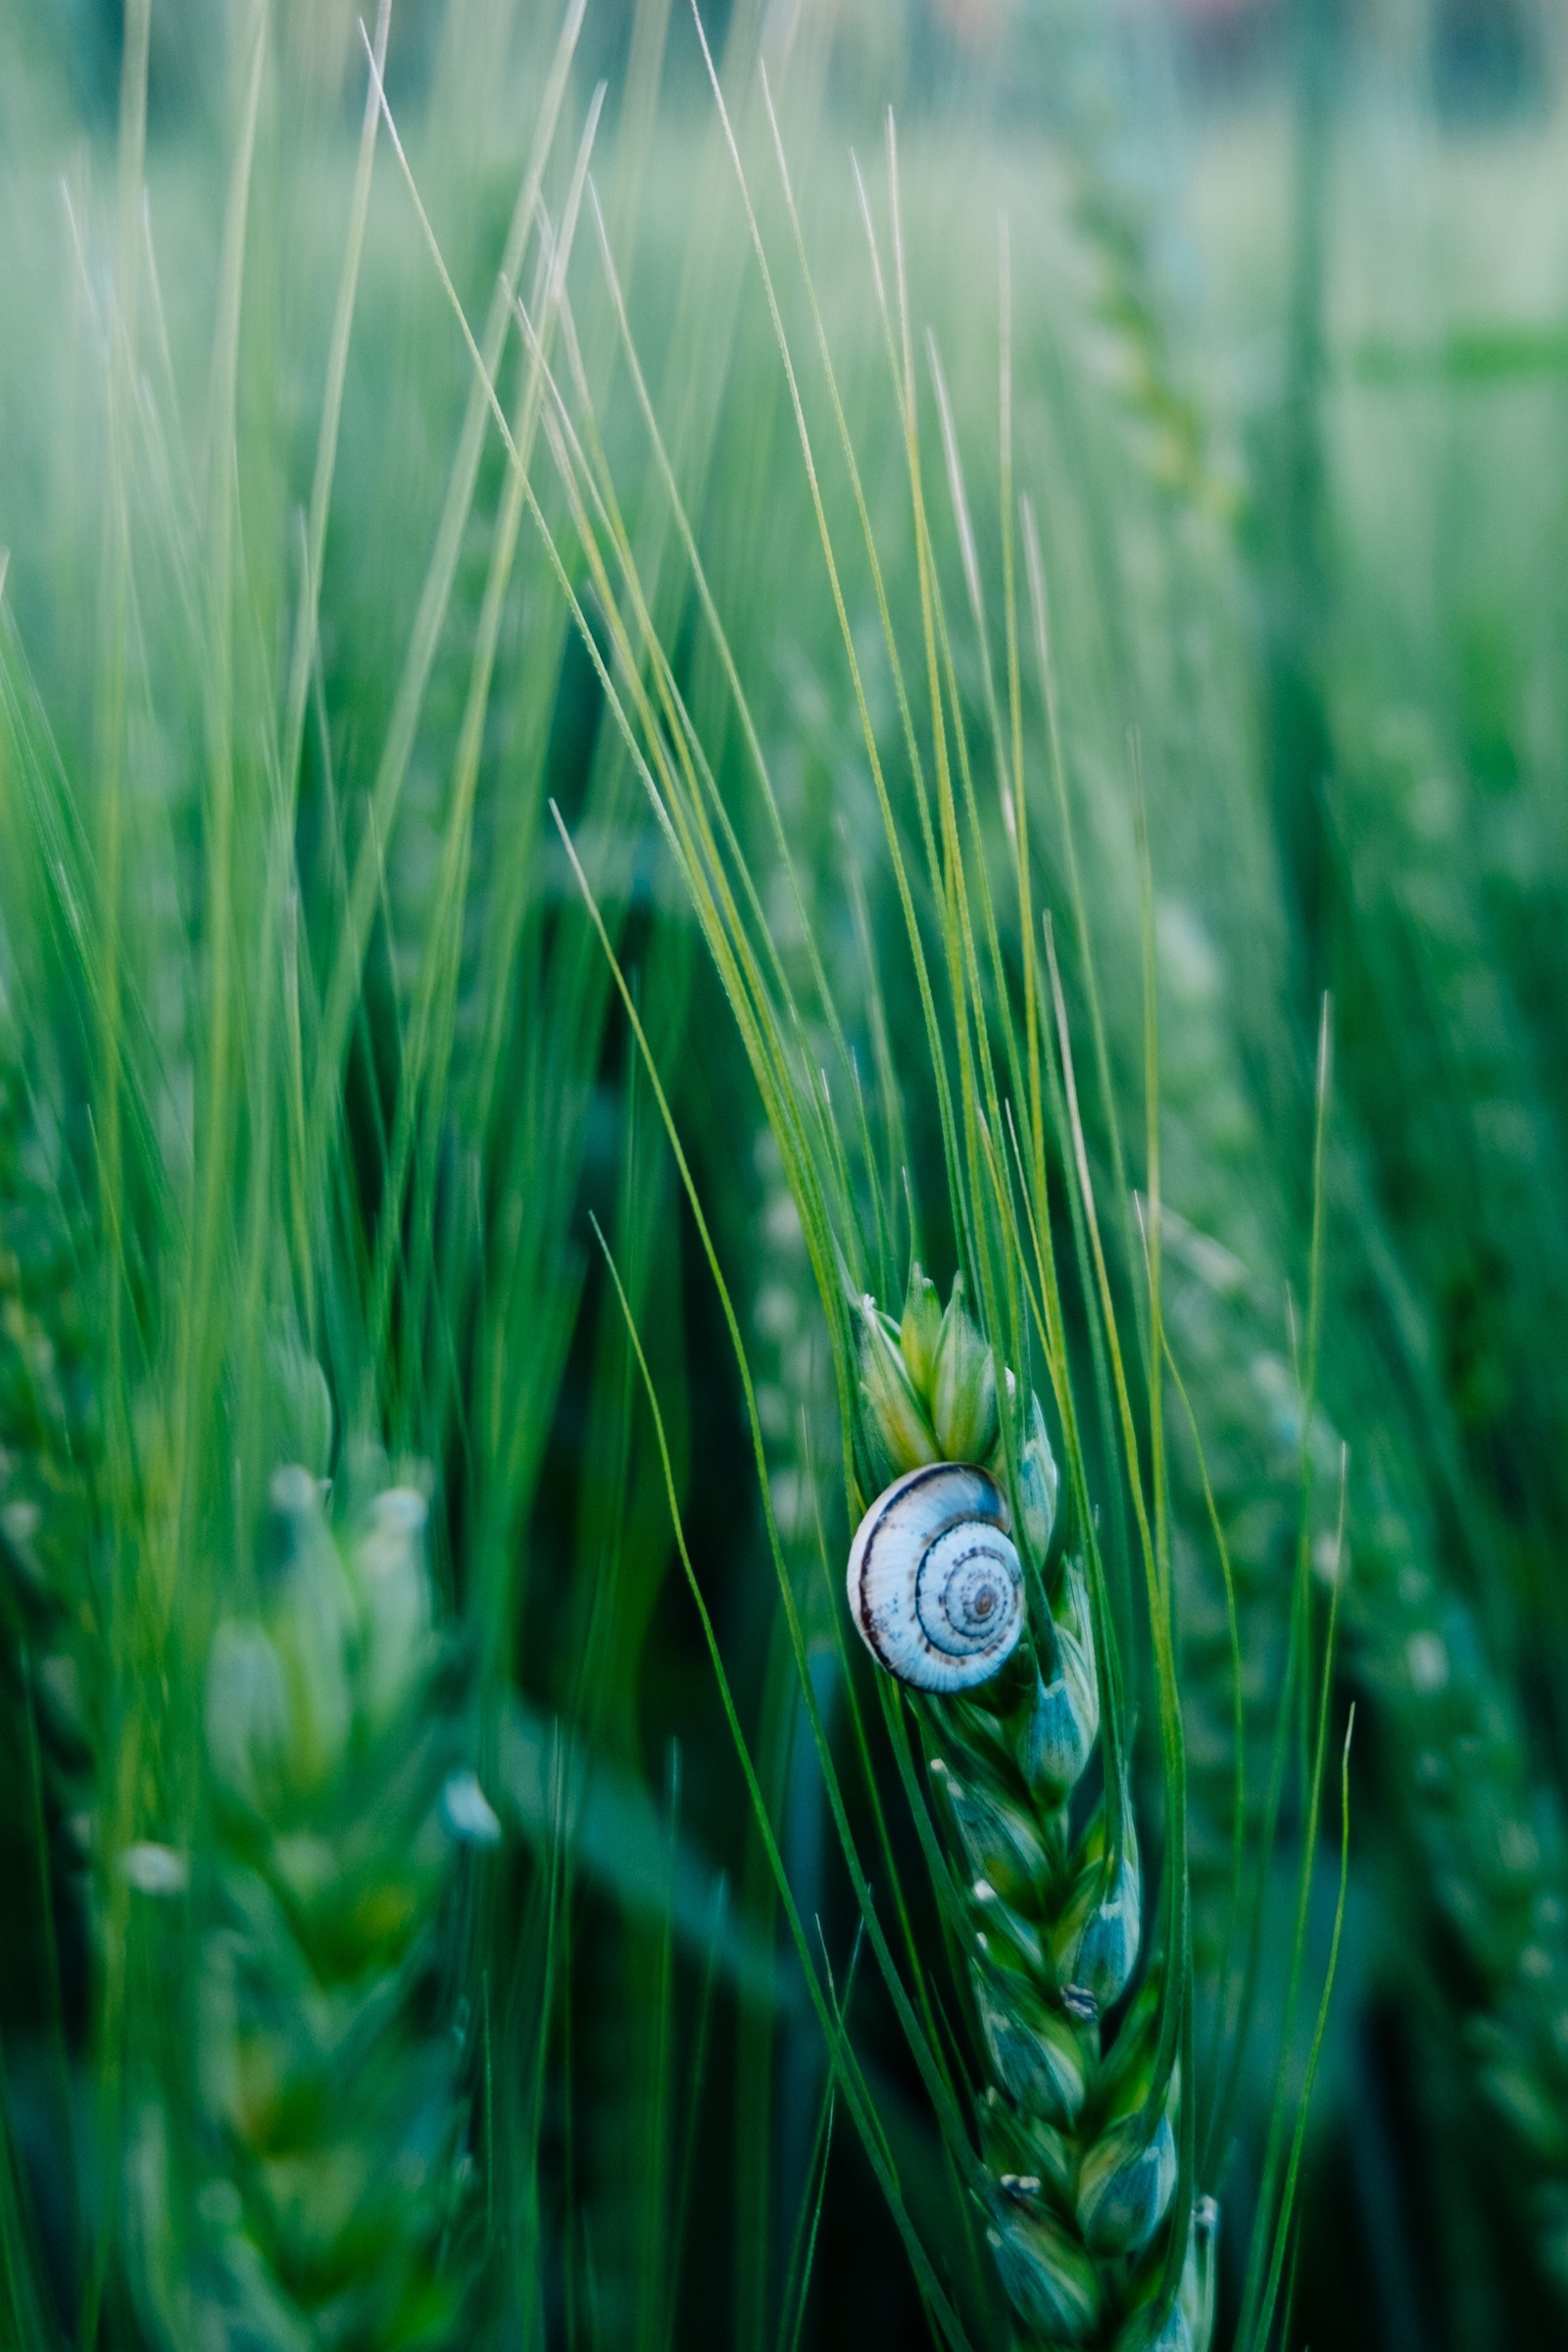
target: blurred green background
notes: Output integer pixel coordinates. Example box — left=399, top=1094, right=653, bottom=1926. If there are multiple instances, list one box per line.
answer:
left=4, top=1, right=1568, bottom=2347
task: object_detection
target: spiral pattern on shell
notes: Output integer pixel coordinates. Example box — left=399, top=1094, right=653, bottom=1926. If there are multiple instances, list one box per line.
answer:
left=847, top=1462, right=1024, bottom=1692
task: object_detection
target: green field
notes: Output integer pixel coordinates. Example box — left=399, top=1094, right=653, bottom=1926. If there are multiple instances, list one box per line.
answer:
left=4, top=4, right=1568, bottom=2347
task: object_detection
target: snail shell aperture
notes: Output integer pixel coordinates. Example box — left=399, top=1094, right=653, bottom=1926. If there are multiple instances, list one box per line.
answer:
left=847, top=1462, right=1024, bottom=1692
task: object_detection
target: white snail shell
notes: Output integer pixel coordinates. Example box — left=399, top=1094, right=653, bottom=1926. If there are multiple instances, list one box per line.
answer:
left=847, top=1462, right=1024, bottom=1692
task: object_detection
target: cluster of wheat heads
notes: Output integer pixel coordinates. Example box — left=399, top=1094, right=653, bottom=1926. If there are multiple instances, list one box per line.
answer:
left=363, top=8, right=1359, bottom=2340
left=0, top=3, right=1377, bottom=2346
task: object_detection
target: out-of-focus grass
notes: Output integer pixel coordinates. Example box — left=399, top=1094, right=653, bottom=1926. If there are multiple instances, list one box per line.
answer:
left=1180, top=35, right=1568, bottom=2344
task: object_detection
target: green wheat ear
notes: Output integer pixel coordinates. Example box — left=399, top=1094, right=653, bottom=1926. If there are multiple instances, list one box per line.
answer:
left=851, top=1270, right=1214, bottom=2352
left=0, top=1016, right=103, bottom=1890
left=162, top=1452, right=496, bottom=2351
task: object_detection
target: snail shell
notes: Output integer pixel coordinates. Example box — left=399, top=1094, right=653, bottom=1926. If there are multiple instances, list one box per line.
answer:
left=847, top=1462, right=1024, bottom=1692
